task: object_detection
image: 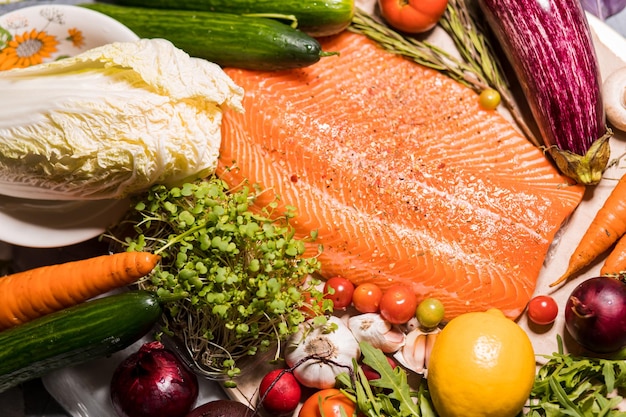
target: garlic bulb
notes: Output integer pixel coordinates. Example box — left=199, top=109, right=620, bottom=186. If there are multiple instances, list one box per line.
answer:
left=284, top=316, right=360, bottom=389
left=348, top=313, right=406, bottom=353
left=393, top=327, right=440, bottom=376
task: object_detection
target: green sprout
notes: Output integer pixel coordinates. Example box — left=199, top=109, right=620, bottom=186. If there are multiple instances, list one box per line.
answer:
left=109, top=176, right=327, bottom=381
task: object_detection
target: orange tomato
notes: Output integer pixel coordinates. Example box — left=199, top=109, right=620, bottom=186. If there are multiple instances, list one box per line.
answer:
left=378, top=0, right=449, bottom=34
left=352, top=283, right=383, bottom=313
left=298, top=388, right=357, bottom=417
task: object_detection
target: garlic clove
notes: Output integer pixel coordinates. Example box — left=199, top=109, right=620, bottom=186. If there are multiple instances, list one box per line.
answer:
left=603, top=66, right=626, bottom=132
left=348, top=313, right=406, bottom=353
left=393, top=327, right=439, bottom=376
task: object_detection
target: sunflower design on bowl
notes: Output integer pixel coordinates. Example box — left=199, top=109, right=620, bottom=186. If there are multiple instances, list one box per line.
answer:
left=0, top=4, right=138, bottom=71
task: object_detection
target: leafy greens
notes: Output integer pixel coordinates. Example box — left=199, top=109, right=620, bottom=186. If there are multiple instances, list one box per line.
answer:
left=108, top=177, right=325, bottom=381
left=0, top=39, right=243, bottom=200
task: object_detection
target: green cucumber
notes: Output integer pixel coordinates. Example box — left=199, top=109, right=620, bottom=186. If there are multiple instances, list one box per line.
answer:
left=81, top=4, right=331, bottom=70
left=0, top=290, right=162, bottom=393
left=105, top=0, right=355, bottom=37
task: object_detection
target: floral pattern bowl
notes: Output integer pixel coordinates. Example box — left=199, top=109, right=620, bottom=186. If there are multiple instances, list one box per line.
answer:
left=0, top=4, right=138, bottom=70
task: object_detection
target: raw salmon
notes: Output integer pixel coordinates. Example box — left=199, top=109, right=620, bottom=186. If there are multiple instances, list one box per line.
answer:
left=217, top=32, right=585, bottom=320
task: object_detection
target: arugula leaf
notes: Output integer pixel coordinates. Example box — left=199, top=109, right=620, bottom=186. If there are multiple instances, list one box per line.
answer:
left=528, top=350, right=626, bottom=417
left=336, top=341, right=430, bottom=417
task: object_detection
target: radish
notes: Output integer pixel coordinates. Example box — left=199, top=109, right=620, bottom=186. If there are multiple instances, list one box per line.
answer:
left=478, top=0, right=611, bottom=185
left=361, top=355, right=398, bottom=380
left=258, top=369, right=302, bottom=415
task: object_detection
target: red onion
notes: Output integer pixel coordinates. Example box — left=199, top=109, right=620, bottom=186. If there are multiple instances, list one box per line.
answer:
left=565, top=277, right=626, bottom=353
left=111, top=341, right=199, bottom=417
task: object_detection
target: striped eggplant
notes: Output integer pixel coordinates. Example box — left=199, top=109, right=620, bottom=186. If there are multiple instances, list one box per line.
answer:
left=477, top=0, right=612, bottom=185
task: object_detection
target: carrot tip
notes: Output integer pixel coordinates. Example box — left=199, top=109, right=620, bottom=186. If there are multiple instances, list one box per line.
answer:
left=549, top=275, right=568, bottom=287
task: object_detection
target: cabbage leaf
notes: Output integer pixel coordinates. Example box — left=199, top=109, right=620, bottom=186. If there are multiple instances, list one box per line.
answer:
left=0, top=38, right=243, bottom=200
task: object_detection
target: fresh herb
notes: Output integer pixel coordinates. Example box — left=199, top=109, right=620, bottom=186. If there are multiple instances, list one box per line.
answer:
left=107, top=177, right=326, bottom=381
left=349, top=3, right=539, bottom=148
left=337, top=341, right=436, bottom=417
left=525, top=337, right=626, bottom=417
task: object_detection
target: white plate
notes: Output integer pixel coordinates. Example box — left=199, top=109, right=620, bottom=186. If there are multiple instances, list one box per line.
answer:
left=0, top=196, right=130, bottom=247
left=41, top=3, right=626, bottom=417
left=0, top=4, right=138, bottom=247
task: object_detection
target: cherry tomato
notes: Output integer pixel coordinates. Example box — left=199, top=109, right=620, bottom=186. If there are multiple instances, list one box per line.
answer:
left=299, top=291, right=325, bottom=318
left=352, top=283, right=383, bottom=313
left=298, top=388, right=357, bottom=417
left=379, top=284, right=418, bottom=324
left=527, top=295, right=558, bottom=325
left=478, top=88, right=501, bottom=110
left=323, top=276, right=355, bottom=310
left=378, top=0, right=449, bottom=34
left=416, top=297, right=445, bottom=328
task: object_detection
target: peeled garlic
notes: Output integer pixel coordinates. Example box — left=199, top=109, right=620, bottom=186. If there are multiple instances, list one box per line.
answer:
left=348, top=313, right=406, bottom=353
left=393, top=327, right=440, bottom=376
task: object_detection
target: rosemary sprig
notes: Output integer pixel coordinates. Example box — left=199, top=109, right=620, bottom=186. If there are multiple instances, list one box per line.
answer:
left=349, top=4, right=540, bottom=148
left=439, top=0, right=506, bottom=90
left=349, top=10, right=482, bottom=89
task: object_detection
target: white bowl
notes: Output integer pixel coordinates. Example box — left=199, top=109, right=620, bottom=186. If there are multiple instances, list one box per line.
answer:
left=0, top=4, right=138, bottom=70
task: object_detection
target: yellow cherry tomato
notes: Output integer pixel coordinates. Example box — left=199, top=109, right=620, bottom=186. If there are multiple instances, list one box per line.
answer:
left=479, top=88, right=501, bottom=110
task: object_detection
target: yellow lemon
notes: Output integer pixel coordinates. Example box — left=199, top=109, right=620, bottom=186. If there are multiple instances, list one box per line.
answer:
left=427, top=308, right=535, bottom=417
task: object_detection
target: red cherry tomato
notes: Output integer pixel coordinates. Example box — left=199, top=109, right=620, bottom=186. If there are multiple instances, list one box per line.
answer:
left=323, top=276, right=355, bottom=310
left=378, top=0, right=449, bottom=34
left=300, top=291, right=325, bottom=318
left=298, top=388, right=357, bottom=417
left=352, top=283, right=383, bottom=313
left=527, top=295, right=558, bottom=325
left=379, top=284, right=418, bottom=324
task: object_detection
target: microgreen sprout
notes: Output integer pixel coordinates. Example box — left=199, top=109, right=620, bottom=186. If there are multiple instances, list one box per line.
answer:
left=108, top=177, right=327, bottom=381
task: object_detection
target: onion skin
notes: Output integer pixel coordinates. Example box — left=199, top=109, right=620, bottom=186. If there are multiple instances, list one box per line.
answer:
left=565, top=277, right=626, bottom=353
left=477, top=0, right=611, bottom=185
left=111, top=341, right=199, bottom=417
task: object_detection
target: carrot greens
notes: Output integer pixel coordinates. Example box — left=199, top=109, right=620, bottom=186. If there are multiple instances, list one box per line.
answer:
left=107, top=176, right=326, bottom=382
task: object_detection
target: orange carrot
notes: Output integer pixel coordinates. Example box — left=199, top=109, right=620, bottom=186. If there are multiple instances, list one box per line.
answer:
left=600, top=233, right=626, bottom=277
left=0, top=251, right=160, bottom=331
left=551, top=175, right=626, bottom=287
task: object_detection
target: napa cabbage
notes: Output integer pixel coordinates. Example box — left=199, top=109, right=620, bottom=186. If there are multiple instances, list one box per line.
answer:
left=0, top=38, right=243, bottom=200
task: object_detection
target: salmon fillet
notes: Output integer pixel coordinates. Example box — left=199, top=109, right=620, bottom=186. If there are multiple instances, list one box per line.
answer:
left=217, top=32, right=584, bottom=320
